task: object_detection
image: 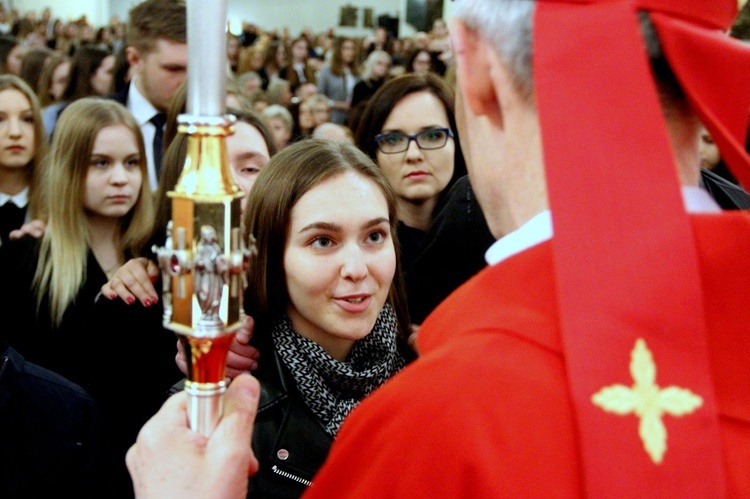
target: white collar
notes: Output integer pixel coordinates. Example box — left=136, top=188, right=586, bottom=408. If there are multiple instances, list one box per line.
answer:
left=485, top=186, right=721, bottom=266
left=0, top=186, right=29, bottom=208
left=127, top=76, right=161, bottom=125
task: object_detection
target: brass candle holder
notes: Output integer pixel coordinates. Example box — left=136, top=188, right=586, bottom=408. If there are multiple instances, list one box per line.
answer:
left=153, top=115, right=255, bottom=436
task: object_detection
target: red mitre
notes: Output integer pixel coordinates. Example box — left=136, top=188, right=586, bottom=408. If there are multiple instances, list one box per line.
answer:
left=532, top=0, right=749, bottom=496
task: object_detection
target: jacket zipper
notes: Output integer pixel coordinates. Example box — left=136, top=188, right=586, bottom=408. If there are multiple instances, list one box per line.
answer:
left=271, top=465, right=312, bottom=487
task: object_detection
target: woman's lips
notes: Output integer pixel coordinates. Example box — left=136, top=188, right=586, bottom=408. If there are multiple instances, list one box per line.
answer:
left=334, top=294, right=373, bottom=313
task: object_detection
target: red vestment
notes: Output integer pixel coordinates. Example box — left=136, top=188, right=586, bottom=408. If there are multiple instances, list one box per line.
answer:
left=305, top=213, right=750, bottom=497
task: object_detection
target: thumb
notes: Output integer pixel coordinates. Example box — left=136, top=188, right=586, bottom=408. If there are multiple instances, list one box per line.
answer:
left=208, top=373, right=261, bottom=475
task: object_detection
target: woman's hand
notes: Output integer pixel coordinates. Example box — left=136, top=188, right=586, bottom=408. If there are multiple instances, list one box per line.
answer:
left=175, top=315, right=260, bottom=378
left=9, top=219, right=46, bottom=239
left=101, top=257, right=160, bottom=306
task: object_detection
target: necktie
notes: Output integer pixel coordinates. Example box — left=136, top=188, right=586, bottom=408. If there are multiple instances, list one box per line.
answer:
left=150, top=113, right=167, bottom=179
left=0, top=202, right=25, bottom=245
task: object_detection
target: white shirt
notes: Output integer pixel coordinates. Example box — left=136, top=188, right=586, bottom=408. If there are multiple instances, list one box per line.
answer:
left=0, top=187, right=30, bottom=247
left=0, top=187, right=29, bottom=210
left=127, top=77, right=162, bottom=192
left=485, top=186, right=721, bottom=266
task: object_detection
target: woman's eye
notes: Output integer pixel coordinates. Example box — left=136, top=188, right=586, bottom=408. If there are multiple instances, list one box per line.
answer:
left=91, top=158, right=109, bottom=168
left=383, top=134, right=404, bottom=145
left=368, top=230, right=385, bottom=244
left=311, top=236, right=333, bottom=249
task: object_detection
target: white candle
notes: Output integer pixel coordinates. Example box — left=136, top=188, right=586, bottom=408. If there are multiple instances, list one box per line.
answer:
left=186, top=0, right=228, bottom=116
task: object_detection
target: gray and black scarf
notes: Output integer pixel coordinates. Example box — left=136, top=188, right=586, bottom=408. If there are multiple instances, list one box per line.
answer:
left=272, top=303, right=406, bottom=436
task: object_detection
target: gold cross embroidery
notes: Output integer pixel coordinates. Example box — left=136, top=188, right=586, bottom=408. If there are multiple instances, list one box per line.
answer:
left=591, top=338, right=703, bottom=464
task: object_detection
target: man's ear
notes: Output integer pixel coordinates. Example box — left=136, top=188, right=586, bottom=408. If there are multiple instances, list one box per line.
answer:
left=450, top=20, right=501, bottom=124
left=125, top=46, right=142, bottom=72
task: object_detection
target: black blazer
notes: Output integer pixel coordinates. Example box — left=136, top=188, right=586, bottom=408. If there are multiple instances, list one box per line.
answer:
left=0, top=343, right=100, bottom=497
left=248, top=332, right=333, bottom=498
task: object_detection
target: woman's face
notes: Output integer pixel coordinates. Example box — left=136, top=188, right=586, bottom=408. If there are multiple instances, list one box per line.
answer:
left=341, top=40, right=356, bottom=65
left=376, top=91, right=455, bottom=209
left=0, top=88, right=35, bottom=170
left=312, top=101, right=330, bottom=127
left=372, top=55, right=391, bottom=79
left=298, top=101, right=315, bottom=131
left=267, top=116, right=291, bottom=150
left=292, top=40, right=308, bottom=63
left=411, top=50, right=432, bottom=75
left=50, top=60, right=71, bottom=101
left=90, top=55, right=115, bottom=96
left=226, top=121, right=270, bottom=213
left=6, top=44, right=23, bottom=75
left=83, top=124, right=142, bottom=220
left=284, top=170, right=396, bottom=361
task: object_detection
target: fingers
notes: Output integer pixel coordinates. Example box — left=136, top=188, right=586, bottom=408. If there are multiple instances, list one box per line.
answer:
left=235, top=315, right=255, bottom=344
left=225, top=324, right=260, bottom=378
left=209, top=373, right=261, bottom=476
left=9, top=219, right=46, bottom=239
left=175, top=339, right=188, bottom=376
left=101, top=258, right=159, bottom=305
left=408, top=323, right=420, bottom=356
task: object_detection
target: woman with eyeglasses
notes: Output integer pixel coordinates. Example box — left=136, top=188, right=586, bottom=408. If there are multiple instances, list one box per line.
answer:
left=355, top=73, right=493, bottom=327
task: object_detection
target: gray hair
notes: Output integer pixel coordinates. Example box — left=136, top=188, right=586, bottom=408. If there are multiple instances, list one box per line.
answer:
left=452, top=0, right=535, bottom=101
left=453, top=1, right=681, bottom=109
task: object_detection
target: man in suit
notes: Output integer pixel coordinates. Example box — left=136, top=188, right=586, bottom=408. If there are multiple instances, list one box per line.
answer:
left=111, top=0, right=187, bottom=191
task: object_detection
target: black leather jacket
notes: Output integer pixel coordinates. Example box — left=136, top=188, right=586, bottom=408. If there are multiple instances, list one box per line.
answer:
left=247, top=334, right=333, bottom=498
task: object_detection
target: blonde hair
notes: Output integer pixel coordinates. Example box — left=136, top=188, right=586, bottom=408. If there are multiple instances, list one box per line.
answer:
left=0, top=75, right=49, bottom=219
left=33, top=98, right=153, bottom=327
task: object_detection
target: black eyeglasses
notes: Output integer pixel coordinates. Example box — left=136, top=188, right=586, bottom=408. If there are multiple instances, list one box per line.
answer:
left=374, top=128, right=455, bottom=154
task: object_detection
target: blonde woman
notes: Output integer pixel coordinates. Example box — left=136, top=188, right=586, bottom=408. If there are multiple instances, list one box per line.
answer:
left=0, top=97, right=153, bottom=379
left=0, top=75, right=49, bottom=245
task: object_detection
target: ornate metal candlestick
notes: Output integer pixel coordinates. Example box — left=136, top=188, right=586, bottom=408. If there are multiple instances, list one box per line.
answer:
left=152, top=0, right=253, bottom=436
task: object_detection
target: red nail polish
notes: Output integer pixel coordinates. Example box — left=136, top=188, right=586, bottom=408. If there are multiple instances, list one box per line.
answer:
left=127, top=296, right=135, bottom=304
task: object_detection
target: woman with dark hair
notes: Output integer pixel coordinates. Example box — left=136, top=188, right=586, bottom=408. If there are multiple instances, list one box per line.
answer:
left=241, top=139, right=414, bottom=495
left=405, top=47, right=434, bottom=75
left=257, top=40, right=287, bottom=91
left=0, top=35, right=23, bottom=75
left=36, top=53, right=71, bottom=108
left=317, top=37, right=360, bottom=125
left=355, top=72, right=493, bottom=324
left=18, top=46, right=53, bottom=92
left=42, top=45, right=115, bottom=138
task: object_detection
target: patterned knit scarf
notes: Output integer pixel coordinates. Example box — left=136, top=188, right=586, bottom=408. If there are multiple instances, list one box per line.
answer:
left=272, top=303, right=406, bottom=436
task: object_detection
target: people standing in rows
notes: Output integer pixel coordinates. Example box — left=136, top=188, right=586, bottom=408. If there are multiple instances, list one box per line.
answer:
left=0, top=75, right=48, bottom=246
left=317, top=37, right=359, bottom=125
